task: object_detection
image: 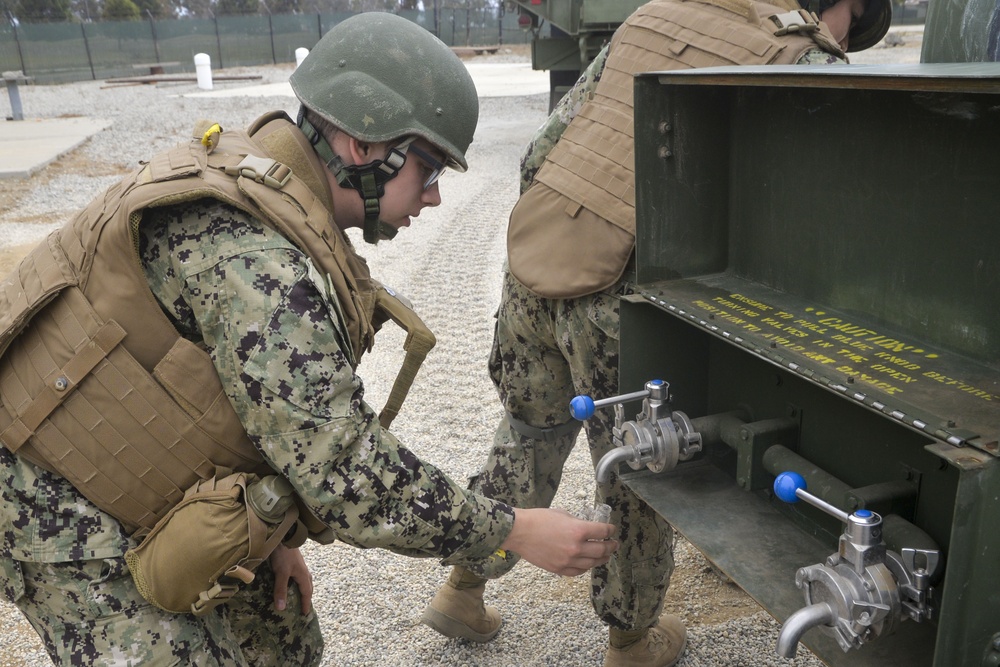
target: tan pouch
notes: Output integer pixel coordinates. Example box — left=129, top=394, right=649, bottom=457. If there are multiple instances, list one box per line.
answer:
left=125, top=471, right=300, bottom=616
left=507, top=182, right=635, bottom=299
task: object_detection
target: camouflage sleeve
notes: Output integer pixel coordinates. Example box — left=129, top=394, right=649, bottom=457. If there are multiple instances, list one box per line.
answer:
left=520, top=44, right=610, bottom=193
left=140, top=200, right=514, bottom=565
left=796, top=48, right=848, bottom=65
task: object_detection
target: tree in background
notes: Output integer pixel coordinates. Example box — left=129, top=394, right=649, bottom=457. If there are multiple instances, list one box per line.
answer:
left=102, top=0, right=139, bottom=17
left=217, top=0, right=257, bottom=13
left=12, top=0, right=73, bottom=21
left=134, top=0, right=168, bottom=18
left=267, top=0, right=300, bottom=13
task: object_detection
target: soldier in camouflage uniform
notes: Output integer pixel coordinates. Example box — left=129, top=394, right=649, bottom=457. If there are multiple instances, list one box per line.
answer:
left=0, top=13, right=618, bottom=667
left=422, top=0, right=890, bottom=665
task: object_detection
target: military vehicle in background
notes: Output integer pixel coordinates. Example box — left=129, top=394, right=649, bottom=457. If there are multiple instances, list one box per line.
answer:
left=507, top=0, right=646, bottom=108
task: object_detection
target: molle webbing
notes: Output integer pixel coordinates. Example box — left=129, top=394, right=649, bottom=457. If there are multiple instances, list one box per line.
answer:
left=0, top=231, right=75, bottom=361
left=0, top=115, right=372, bottom=537
left=0, top=281, right=267, bottom=534
left=533, top=0, right=836, bottom=236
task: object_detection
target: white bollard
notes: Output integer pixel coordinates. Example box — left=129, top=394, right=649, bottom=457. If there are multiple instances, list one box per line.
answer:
left=194, top=53, right=213, bottom=90
left=295, top=48, right=309, bottom=68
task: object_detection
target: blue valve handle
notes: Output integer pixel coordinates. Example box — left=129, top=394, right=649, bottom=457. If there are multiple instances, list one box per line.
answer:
left=774, top=471, right=807, bottom=503
left=569, top=395, right=596, bottom=420
left=774, top=471, right=851, bottom=523
left=569, top=382, right=664, bottom=421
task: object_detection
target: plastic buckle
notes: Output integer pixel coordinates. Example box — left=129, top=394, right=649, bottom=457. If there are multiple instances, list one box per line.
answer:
left=770, top=10, right=820, bottom=36
left=227, top=154, right=292, bottom=189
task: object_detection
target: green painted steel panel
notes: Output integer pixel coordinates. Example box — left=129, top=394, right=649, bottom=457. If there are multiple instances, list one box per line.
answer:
left=624, top=64, right=1000, bottom=666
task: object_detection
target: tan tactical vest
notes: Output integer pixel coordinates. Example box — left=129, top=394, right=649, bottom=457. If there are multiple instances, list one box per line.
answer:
left=508, top=0, right=845, bottom=298
left=0, top=113, right=380, bottom=539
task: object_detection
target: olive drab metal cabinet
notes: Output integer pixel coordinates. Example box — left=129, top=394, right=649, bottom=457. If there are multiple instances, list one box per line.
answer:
left=580, top=64, right=1000, bottom=666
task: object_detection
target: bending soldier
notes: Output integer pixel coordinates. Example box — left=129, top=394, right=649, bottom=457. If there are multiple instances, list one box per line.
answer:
left=421, top=0, right=891, bottom=665
left=0, top=13, right=616, bottom=666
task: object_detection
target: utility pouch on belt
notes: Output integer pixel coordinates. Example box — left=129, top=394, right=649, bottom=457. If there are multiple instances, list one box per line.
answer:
left=125, top=471, right=303, bottom=616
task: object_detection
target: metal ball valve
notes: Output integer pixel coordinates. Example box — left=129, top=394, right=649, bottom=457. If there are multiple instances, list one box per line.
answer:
left=773, top=472, right=941, bottom=658
left=571, top=379, right=702, bottom=484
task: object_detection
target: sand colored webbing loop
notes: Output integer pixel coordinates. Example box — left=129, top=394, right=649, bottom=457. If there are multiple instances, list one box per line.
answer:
left=374, top=286, right=436, bottom=429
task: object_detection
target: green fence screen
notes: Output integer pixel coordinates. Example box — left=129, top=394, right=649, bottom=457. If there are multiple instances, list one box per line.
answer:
left=1, top=9, right=537, bottom=84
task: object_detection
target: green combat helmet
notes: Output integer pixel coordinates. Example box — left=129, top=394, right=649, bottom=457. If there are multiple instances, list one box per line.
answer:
left=290, top=12, right=479, bottom=243
left=800, top=0, right=892, bottom=52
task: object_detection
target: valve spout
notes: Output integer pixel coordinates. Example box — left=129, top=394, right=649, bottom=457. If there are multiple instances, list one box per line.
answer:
left=595, top=447, right=635, bottom=484
left=777, top=602, right=837, bottom=659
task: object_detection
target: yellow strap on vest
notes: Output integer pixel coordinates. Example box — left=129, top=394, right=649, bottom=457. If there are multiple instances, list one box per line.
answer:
left=374, top=287, right=436, bottom=430
left=193, top=119, right=223, bottom=152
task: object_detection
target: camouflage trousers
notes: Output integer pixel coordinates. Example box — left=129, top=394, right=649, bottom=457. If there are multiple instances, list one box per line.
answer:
left=8, top=555, right=322, bottom=666
left=468, top=270, right=674, bottom=631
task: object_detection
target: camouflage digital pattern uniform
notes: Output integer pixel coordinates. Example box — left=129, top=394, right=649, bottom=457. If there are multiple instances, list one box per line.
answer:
left=1, top=196, right=516, bottom=665
left=468, top=44, right=844, bottom=632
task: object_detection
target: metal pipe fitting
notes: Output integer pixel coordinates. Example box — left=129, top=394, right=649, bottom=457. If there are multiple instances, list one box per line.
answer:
left=777, top=602, right=838, bottom=658
left=595, top=445, right=637, bottom=484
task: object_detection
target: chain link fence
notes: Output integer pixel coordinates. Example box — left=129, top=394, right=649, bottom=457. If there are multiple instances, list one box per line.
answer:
left=1, top=9, right=542, bottom=84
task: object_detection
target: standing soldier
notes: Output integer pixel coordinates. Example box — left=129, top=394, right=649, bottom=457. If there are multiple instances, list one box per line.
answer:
left=422, top=0, right=891, bottom=665
left=0, top=13, right=617, bottom=666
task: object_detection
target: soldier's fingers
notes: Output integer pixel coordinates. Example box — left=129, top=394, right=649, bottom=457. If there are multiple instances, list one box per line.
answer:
left=273, top=574, right=289, bottom=612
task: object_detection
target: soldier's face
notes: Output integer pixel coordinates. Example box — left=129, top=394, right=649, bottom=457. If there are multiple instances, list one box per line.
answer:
left=377, top=139, right=444, bottom=234
left=821, top=0, right=867, bottom=51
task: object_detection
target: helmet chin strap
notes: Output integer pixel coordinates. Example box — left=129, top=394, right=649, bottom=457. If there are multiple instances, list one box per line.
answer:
left=298, top=108, right=406, bottom=244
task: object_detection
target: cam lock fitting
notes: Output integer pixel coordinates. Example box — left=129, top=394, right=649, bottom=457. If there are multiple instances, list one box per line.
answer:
left=571, top=380, right=702, bottom=484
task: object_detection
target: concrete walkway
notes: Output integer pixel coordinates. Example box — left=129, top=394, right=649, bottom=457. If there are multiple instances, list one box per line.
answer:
left=0, top=62, right=547, bottom=180
left=0, top=116, right=112, bottom=179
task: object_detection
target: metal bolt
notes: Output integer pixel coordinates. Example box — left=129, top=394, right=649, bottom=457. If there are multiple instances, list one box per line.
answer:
left=657, top=146, right=673, bottom=159
left=658, top=121, right=672, bottom=133
left=54, top=376, right=69, bottom=391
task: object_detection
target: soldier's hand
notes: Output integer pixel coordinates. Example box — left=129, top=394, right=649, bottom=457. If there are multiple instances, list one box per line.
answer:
left=500, top=507, right=618, bottom=577
left=269, top=544, right=314, bottom=614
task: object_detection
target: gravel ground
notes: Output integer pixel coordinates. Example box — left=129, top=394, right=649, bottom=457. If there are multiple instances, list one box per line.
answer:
left=0, top=30, right=922, bottom=667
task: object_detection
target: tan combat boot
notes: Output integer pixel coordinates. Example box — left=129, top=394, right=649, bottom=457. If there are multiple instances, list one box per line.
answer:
left=604, top=615, right=687, bottom=667
left=420, top=567, right=502, bottom=643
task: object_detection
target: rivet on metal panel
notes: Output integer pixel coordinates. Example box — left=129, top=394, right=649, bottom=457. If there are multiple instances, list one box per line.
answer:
left=658, top=121, right=672, bottom=133
left=657, top=146, right=673, bottom=159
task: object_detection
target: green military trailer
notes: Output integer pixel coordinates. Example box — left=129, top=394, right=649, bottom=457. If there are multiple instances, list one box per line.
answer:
left=508, top=0, right=646, bottom=108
